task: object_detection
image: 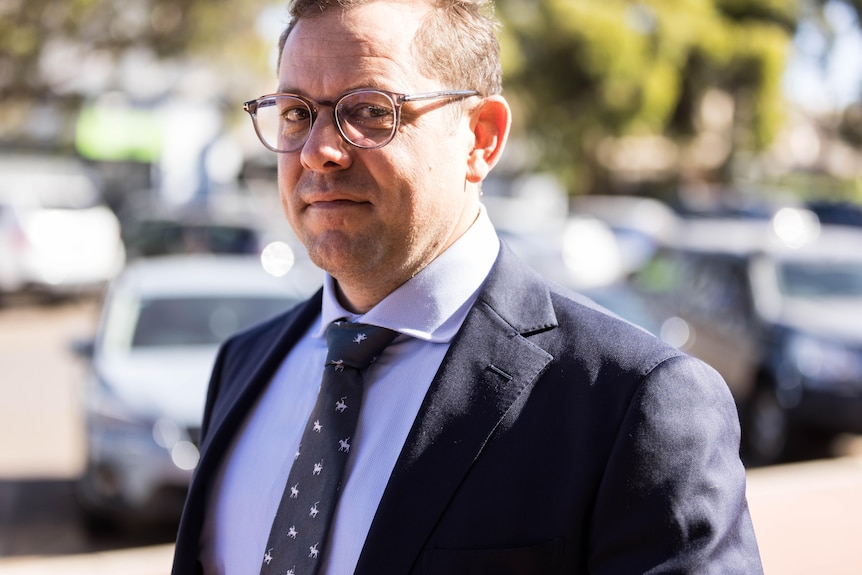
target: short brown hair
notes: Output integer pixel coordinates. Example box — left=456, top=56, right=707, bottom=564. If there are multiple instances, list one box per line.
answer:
left=277, top=0, right=502, bottom=96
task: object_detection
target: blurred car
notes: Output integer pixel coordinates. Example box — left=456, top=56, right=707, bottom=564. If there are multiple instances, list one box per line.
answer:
left=0, top=155, right=125, bottom=299
left=118, top=193, right=289, bottom=261
left=579, top=281, right=688, bottom=345
left=73, top=253, right=318, bottom=529
left=634, top=210, right=862, bottom=466
left=121, top=214, right=264, bottom=259
left=806, top=199, right=862, bottom=228
left=499, top=215, right=631, bottom=289
left=499, top=223, right=689, bottom=349
left=570, top=194, right=678, bottom=275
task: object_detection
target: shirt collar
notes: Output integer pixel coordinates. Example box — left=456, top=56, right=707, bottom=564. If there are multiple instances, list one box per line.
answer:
left=317, top=205, right=499, bottom=343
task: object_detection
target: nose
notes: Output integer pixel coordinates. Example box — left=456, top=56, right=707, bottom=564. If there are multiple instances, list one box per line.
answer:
left=299, top=107, right=352, bottom=172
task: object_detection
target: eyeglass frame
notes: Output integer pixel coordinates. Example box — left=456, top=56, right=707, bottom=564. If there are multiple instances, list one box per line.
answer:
left=242, top=88, right=480, bottom=153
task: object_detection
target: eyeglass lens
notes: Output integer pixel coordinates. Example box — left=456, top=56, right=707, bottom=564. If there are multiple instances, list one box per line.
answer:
left=254, top=91, right=398, bottom=152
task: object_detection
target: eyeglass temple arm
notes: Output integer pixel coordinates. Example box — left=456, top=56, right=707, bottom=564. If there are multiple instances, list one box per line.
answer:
left=399, top=90, right=479, bottom=104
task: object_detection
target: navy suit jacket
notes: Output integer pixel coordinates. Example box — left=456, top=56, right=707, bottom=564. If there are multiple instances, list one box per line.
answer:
left=172, top=243, right=762, bottom=574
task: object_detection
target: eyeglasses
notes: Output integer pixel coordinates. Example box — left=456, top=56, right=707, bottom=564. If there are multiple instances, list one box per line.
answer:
left=243, top=89, right=479, bottom=153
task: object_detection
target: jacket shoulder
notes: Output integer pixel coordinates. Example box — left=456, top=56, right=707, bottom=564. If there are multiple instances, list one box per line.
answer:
left=546, top=284, right=684, bottom=373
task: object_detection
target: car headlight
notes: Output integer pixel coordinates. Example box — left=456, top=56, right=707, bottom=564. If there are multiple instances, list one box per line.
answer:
left=786, top=333, right=862, bottom=389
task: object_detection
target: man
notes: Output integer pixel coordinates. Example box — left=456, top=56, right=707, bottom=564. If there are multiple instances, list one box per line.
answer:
left=173, top=0, right=763, bottom=573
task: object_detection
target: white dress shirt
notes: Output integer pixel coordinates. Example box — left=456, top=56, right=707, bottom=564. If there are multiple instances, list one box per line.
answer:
left=200, top=207, right=500, bottom=574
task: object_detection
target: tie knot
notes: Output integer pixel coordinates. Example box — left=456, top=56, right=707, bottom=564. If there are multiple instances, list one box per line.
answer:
left=325, top=321, right=397, bottom=371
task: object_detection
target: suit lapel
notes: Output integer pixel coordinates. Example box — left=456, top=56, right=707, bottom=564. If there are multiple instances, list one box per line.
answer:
left=192, top=292, right=322, bottom=502
left=356, top=245, right=557, bottom=574
left=175, top=291, right=323, bottom=573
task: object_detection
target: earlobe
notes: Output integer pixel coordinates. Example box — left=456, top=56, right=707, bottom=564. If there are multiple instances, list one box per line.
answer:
left=466, top=96, right=512, bottom=184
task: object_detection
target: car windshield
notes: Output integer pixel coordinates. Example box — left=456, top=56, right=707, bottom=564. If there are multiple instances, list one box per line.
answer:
left=779, top=261, right=862, bottom=297
left=132, top=297, right=288, bottom=347
left=102, top=294, right=290, bottom=352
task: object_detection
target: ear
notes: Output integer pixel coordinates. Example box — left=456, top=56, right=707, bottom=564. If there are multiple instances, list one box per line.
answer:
left=466, top=95, right=511, bottom=184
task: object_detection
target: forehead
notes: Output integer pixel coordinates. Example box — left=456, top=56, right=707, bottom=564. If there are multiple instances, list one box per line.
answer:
left=278, top=2, right=432, bottom=94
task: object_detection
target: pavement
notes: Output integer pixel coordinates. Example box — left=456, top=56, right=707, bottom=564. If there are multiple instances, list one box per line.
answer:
left=1, top=455, right=860, bottom=575
left=0, top=544, right=175, bottom=575
left=746, top=453, right=862, bottom=575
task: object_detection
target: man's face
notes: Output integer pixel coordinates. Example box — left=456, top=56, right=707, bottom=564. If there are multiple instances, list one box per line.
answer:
left=276, top=1, right=481, bottom=310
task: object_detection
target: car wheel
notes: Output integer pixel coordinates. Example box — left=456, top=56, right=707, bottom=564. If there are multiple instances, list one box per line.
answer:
left=785, top=427, right=838, bottom=463
left=79, top=506, right=123, bottom=536
left=742, top=384, right=788, bottom=467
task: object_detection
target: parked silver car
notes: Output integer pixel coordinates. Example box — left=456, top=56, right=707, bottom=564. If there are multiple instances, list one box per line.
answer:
left=73, top=253, right=318, bottom=529
left=0, top=156, right=125, bottom=299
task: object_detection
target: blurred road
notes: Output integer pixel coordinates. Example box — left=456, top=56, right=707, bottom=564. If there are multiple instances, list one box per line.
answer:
left=1, top=297, right=861, bottom=574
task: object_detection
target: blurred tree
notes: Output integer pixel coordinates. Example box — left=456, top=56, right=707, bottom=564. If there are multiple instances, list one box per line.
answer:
left=496, top=0, right=803, bottom=195
left=1, top=0, right=860, bottom=195
left=0, top=0, right=277, bottom=150
left=0, top=0, right=278, bottom=97
left=497, top=0, right=862, bottom=197
left=841, top=102, right=862, bottom=146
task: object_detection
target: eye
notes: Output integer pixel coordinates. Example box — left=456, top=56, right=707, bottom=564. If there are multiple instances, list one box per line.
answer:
left=282, top=105, right=311, bottom=123
left=338, top=92, right=396, bottom=131
left=279, top=103, right=312, bottom=136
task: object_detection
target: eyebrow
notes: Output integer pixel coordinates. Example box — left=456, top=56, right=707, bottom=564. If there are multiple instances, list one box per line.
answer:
left=273, top=85, right=399, bottom=99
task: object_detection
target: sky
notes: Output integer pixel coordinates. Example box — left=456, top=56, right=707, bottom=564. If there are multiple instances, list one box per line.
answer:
left=783, top=0, right=862, bottom=112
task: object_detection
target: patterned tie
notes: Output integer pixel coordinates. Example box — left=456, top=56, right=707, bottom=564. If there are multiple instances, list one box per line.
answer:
left=260, top=321, right=397, bottom=575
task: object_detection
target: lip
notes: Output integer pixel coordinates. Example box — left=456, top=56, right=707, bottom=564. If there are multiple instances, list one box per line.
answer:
left=301, top=195, right=374, bottom=218
left=307, top=198, right=369, bottom=209
left=300, top=184, right=371, bottom=205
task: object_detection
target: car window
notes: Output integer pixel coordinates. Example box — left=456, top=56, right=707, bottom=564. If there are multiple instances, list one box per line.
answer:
left=204, top=226, right=258, bottom=254
left=779, top=262, right=862, bottom=297
left=130, top=297, right=290, bottom=347
left=124, top=221, right=260, bottom=258
left=690, top=257, right=752, bottom=322
left=637, top=250, right=753, bottom=331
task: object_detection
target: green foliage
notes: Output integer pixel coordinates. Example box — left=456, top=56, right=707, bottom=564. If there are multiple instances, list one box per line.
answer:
left=2, top=0, right=860, bottom=194
left=715, top=0, right=799, bottom=29
left=0, top=0, right=275, bottom=151
left=497, top=0, right=799, bottom=194
left=0, top=0, right=272, bottom=101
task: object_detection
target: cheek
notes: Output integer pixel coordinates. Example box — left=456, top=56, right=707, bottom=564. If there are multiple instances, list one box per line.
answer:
left=276, top=160, right=302, bottom=224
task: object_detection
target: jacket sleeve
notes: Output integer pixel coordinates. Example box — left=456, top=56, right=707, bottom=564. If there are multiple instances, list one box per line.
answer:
left=587, top=354, right=763, bottom=574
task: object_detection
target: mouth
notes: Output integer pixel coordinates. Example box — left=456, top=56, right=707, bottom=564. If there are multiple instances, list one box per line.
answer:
left=301, top=184, right=372, bottom=207
left=308, top=197, right=369, bottom=210
left=293, top=175, right=374, bottom=213
left=299, top=193, right=375, bottom=222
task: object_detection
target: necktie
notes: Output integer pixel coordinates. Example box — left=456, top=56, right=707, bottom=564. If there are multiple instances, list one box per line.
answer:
left=260, top=321, right=397, bottom=575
